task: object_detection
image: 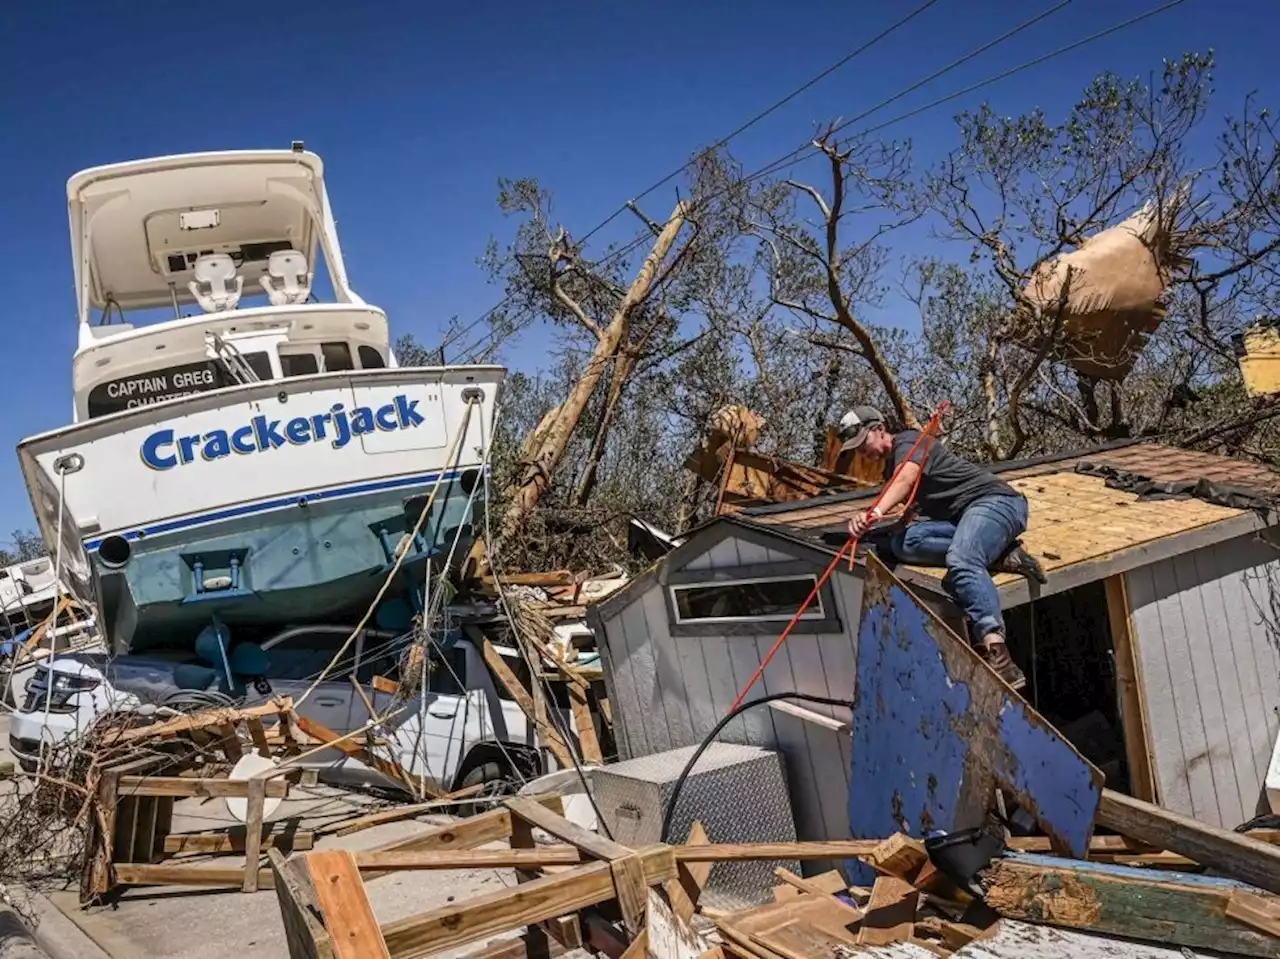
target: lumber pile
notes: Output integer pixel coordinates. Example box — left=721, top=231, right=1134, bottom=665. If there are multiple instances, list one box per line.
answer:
left=268, top=789, right=1280, bottom=959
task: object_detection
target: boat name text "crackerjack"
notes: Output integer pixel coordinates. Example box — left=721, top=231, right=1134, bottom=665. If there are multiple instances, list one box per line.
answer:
left=139, top=396, right=426, bottom=471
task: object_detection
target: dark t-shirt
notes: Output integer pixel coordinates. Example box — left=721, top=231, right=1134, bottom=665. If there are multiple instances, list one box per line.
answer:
left=885, top=430, right=1020, bottom=522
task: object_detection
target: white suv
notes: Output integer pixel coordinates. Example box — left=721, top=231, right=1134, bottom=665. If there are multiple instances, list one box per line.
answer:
left=9, top=628, right=558, bottom=795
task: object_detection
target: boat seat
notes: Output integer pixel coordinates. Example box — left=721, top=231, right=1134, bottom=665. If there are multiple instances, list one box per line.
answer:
left=259, top=249, right=311, bottom=306
left=188, top=253, right=244, bottom=313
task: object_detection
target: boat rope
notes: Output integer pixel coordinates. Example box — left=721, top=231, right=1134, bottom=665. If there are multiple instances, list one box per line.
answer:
left=726, top=402, right=950, bottom=713
left=293, top=394, right=480, bottom=709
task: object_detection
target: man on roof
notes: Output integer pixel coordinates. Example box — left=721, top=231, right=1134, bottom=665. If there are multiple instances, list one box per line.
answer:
left=839, top=405, right=1045, bottom=690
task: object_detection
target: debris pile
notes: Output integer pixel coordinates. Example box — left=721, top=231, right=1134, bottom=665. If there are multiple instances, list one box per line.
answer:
left=269, top=792, right=1280, bottom=959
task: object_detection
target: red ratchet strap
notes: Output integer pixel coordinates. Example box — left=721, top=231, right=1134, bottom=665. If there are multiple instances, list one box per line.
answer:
left=726, top=402, right=950, bottom=713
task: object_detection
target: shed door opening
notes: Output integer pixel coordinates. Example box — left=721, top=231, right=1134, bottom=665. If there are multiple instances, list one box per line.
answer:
left=1003, top=579, right=1136, bottom=795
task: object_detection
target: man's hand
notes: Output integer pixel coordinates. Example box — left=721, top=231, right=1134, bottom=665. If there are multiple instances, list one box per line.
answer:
left=847, top=506, right=884, bottom=538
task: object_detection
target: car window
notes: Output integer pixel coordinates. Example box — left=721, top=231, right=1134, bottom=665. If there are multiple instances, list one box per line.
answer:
left=260, top=634, right=344, bottom=682
left=354, top=639, right=467, bottom=697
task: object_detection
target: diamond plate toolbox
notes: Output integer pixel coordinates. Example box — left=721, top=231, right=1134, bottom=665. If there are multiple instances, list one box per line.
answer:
left=591, top=742, right=799, bottom=911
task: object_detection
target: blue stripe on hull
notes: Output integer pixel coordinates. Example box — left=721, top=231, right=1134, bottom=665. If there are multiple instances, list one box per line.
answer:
left=84, top=466, right=480, bottom=551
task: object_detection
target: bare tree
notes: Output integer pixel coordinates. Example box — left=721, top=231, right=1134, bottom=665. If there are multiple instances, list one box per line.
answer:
left=749, top=128, right=923, bottom=428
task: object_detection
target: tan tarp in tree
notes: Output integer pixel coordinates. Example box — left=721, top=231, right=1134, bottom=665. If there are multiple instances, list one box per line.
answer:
left=1015, top=200, right=1189, bottom=380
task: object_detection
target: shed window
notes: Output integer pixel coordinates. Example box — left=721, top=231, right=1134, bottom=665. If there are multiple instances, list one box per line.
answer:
left=671, top=575, right=821, bottom=624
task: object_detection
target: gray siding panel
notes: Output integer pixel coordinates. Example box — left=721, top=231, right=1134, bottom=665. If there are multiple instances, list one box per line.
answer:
left=1127, top=532, right=1280, bottom=826
left=594, top=528, right=865, bottom=860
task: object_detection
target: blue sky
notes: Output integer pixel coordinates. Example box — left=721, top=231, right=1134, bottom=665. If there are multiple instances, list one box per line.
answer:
left=0, top=0, right=1274, bottom=539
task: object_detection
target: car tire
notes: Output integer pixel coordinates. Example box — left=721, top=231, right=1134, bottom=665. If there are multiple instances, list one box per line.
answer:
left=455, top=760, right=517, bottom=817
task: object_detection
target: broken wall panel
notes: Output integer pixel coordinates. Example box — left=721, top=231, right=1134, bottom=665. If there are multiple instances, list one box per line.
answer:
left=847, top=555, right=1102, bottom=880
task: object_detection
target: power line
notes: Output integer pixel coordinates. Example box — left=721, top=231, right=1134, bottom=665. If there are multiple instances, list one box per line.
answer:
left=452, top=0, right=1187, bottom=360
left=438, top=0, right=950, bottom=358
left=574, top=0, right=949, bottom=248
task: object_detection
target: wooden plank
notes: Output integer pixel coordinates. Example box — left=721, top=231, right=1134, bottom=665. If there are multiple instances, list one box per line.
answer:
left=1228, top=891, right=1280, bottom=937
left=478, top=635, right=574, bottom=767
left=856, top=876, right=918, bottom=946
left=505, top=796, right=631, bottom=861
left=319, top=788, right=485, bottom=838
left=270, top=849, right=336, bottom=959
left=1096, top=788, right=1280, bottom=894
left=307, top=850, right=390, bottom=959
left=371, top=675, right=398, bottom=696
left=131, top=796, right=159, bottom=864
left=504, top=797, right=643, bottom=933
left=114, top=864, right=276, bottom=888
left=164, top=828, right=314, bottom=854
left=243, top=777, right=269, bottom=893
left=509, top=796, right=576, bottom=956
left=379, top=845, right=675, bottom=959
left=247, top=718, right=272, bottom=757
left=772, top=868, right=862, bottom=921
left=568, top=683, right=603, bottom=764
left=458, top=933, right=571, bottom=959
left=646, top=887, right=710, bottom=959
left=114, top=698, right=292, bottom=743
left=863, top=834, right=928, bottom=881
left=362, top=796, right=563, bottom=875
left=666, top=821, right=712, bottom=924
left=356, top=847, right=584, bottom=871
left=118, top=776, right=290, bottom=798
left=985, top=853, right=1280, bottom=958
left=1104, top=574, right=1156, bottom=802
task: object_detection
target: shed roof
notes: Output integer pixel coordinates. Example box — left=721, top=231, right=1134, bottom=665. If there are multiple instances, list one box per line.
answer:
left=738, top=441, right=1280, bottom=605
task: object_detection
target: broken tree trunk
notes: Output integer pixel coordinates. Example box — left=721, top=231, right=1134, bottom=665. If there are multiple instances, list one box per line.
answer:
left=502, top=202, right=689, bottom=533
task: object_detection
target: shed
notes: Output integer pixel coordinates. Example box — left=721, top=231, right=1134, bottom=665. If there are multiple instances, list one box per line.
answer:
left=588, top=441, right=1280, bottom=853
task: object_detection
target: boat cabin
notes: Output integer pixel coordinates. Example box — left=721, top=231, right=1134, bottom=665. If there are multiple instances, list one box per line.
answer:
left=67, top=148, right=395, bottom=423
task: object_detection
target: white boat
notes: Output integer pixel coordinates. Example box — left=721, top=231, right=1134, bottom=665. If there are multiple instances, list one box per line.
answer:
left=17, top=148, right=504, bottom=656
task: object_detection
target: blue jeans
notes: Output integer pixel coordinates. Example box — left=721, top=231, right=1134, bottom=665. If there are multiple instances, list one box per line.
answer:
left=888, top=494, right=1028, bottom=643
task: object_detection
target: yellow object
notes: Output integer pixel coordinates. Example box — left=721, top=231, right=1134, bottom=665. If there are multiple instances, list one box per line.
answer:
left=1239, top=326, right=1280, bottom=397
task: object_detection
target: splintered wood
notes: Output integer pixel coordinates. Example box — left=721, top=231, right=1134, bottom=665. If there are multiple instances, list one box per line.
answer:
left=271, top=816, right=998, bottom=959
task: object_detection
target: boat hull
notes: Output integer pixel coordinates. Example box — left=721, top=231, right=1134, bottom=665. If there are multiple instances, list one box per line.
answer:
left=18, top=366, right=503, bottom=652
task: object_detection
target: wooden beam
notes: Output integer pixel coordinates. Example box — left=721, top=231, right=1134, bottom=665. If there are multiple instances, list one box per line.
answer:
left=356, top=848, right=586, bottom=871
left=379, top=845, right=675, bottom=959
left=568, top=684, right=602, bottom=764
left=984, top=853, right=1280, bottom=958
left=667, top=821, right=712, bottom=924
left=114, top=698, right=292, bottom=743
left=1096, top=788, right=1280, bottom=894
left=164, top=828, right=314, bottom=854
left=773, top=867, right=862, bottom=921
left=318, top=787, right=485, bottom=839
left=363, top=796, right=563, bottom=871
left=270, top=849, right=336, bottom=959
left=307, top=850, right=390, bottom=959
left=243, top=777, right=269, bottom=892
left=114, top=864, right=275, bottom=888
left=1228, top=892, right=1280, bottom=938
left=857, top=876, right=918, bottom=946
left=477, top=634, right=574, bottom=768
left=1104, top=575, right=1156, bottom=802
left=504, top=797, right=646, bottom=935
left=118, top=776, right=290, bottom=798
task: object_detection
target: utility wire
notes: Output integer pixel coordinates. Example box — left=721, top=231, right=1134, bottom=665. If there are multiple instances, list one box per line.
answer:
left=453, top=0, right=1170, bottom=355
left=574, top=0, right=949, bottom=249
left=438, top=0, right=950, bottom=359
